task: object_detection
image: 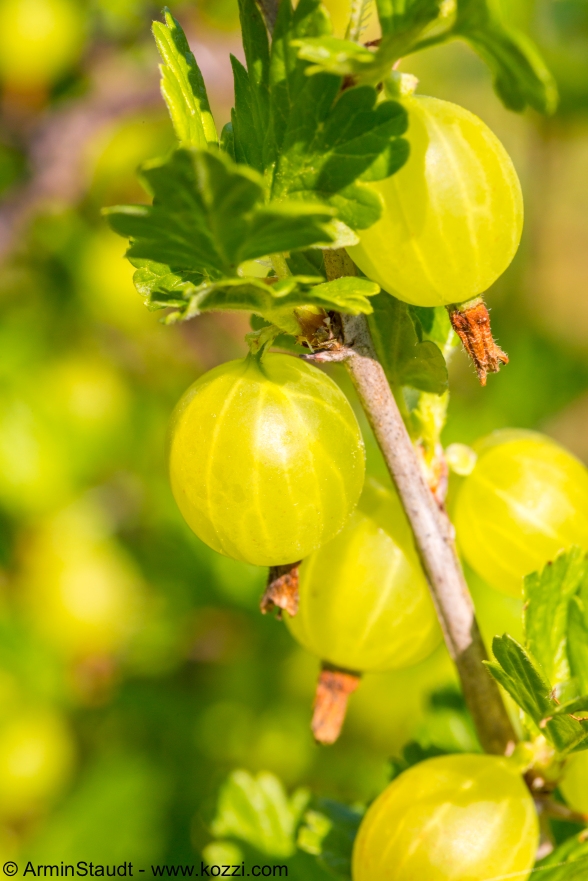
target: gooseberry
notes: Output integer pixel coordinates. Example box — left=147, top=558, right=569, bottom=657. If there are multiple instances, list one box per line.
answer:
left=454, top=430, right=588, bottom=597
left=285, top=479, right=441, bottom=671
left=352, top=754, right=538, bottom=881
left=560, top=750, right=588, bottom=815
left=348, top=94, right=524, bottom=307
left=0, top=708, right=75, bottom=820
left=20, top=500, right=143, bottom=660
left=168, top=353, right=365, bottom=567
left=78, top=229, right=154, bottom=333
left=0, top=0, right=84, bottom=88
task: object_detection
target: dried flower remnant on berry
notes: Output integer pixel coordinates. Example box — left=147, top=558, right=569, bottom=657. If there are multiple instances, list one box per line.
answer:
left=448, top=298, right=509, bottom=385
left=260, top=562, right=301, bottom=618
left=312, top=664, right=361, bottom=745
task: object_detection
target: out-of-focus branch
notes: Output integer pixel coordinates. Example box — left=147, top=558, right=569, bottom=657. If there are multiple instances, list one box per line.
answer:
left=0, top=26, right=242, bottom=262
left=0, top=82, right=159, bottom=261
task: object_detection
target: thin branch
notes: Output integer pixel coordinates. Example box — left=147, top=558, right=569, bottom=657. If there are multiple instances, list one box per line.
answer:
left=300, top=348, right=354, bottom=363
left=536, top=797, right=588, bottom=827
left=0, top=25, right=240, bottom=263
left=324, top=250, right=517, bottom=756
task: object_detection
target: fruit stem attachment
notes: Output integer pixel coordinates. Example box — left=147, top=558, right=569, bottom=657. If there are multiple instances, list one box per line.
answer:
left=324, top=249, right=517, bottom=757
left=260, top=562, right=301, bottom=618
left=246, top=324, right=280, bottom=360
left=447, top=297, right=509, bottom=386
left=312, top=664, right=361, bottom=745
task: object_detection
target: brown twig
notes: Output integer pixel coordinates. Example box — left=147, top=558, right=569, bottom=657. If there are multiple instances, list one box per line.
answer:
left=323, top=250, right=517, bottom=757
left=536, top=796, right=588, bottom=827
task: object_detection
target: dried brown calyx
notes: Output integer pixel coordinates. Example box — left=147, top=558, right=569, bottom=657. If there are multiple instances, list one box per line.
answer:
left=448, top=297, right=508, bottom=386
left=260, top=561, right=301, bottom=618
left=311, top=664, right=361, bottom=745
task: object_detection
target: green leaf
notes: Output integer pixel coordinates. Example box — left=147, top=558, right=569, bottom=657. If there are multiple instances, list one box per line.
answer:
left=292, top=36, right=379, bottom=77
left=152, top=8, right=217, bottom=148
left=534, top=834, right=588, bottom=881
left=485, top=635, right=553, bottom=722
left=229, top=1, right=409, bottom=229
left=524, top=548, right=588, bottom=688
left=486, top=635, right=588, bottom=754
left=130, top=262, right=377, bottom=326
left=568, top=594, right=588, bottom=696
left=368, top=293, right=448, bottom=394
left=298, top=800, right=364, bottom=881
left=293, top=2, right=445, bottom=82
left=266, top=0, right=331, bottom=170
left=408, top=305, right=454, bottom=348
left=272, top=76, right=409, bottom=229
left=376, top=0, right=444, bottom=39
left=551, top=693, right=588, bottom=718
left=230, top=0, right=271, bottom=172
left=104, top=149, right=381, bottom=326
left=210, top=770, right=309, bottom=858
left=105, top=149, right=337, bottom=280
left=454, top=0, right=558, bottom=114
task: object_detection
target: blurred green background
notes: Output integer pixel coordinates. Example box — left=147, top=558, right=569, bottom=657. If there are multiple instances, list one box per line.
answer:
left=0, top=0, right=586, bottom=872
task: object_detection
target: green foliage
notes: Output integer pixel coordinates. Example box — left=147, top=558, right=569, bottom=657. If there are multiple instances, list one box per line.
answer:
left=293, top=0, right=445, bottom=81
left=409, top=304, right=454, bottom=348
left=270, top=78, right=409, bottom=230
left=568, top=595, right=588, bottom=695
left=106, top=149, right=378, bottom=324
left=454, top=0, right=559, bottom=114
left=229, top=0, right=272, bottom=173
left=485, top=634, right=588, bottom=754
left=534, top=833, right=588, bottom=880
left=368, top=293, right=448, bottom=394
left=293, top=38, right=377, bottom=77
left=153, top=9, right=218, bottom=148
left=295, top=0, right=557, bottom=114
left=232, top=0, right=410, bottom=230
left=375, top=0, right=444, bottom=40
left=298, top=800, right=364, bottom=881
left=210, top=770, right=309, bottom=858
left=486, top=549, right=588, bottom=755
left=524, top=547, right=588, bottom=687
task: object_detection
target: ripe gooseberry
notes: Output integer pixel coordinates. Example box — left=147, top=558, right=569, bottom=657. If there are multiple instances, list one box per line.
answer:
left=285, top=479, right=441, bottom=671
left=352, top=754, right=539, bottom=881
left=20, top=500, right=143, bottom=660
left=0, top=709, right=75, bottom=821
left=347, top=94, right=523, bottom=307
left=454, top=430, right=588, bottom=597
left=168, top=353, right=365, bottom=567
left=0, top=0, right=84, bottom=88
left=559, top=751, right=588, bottom=815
